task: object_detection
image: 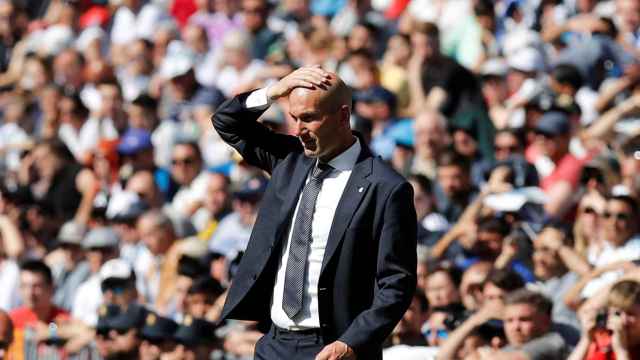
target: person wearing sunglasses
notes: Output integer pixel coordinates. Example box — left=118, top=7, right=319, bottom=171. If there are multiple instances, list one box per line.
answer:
left=168, top=141, right=209, bottom=220
left=570, top=195, right=640, bottom=307
left=105, top=303, right=147, bottom=360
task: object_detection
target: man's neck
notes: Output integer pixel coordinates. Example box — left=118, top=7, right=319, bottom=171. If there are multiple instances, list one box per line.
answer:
left=319, top=136, right=357, bottom=164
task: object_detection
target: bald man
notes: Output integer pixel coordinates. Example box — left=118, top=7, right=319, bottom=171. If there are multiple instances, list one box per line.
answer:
left=212, top=67, right=417, bottom=360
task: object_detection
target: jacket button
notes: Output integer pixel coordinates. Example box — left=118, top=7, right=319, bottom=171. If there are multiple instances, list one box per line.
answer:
left=321, top=323, right=328, bottom=328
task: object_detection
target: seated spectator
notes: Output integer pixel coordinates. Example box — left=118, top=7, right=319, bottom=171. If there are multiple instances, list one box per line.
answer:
left=459, top=261, right=492, bottom=311
left=185, top=276, right=225, bottom=321
left=95, top=304, right=122, bottom=360
left=167, top=141, right=210, bottom=219
left=105, top=304, right=147, bottom=360
left=166, top=316, right=218, bottom=359
left=424, top=264, right=462, bottom=308
left=8, top=260, right=70, bottom=358
left=139, top=312, right=178, bottom=360
left=407, top=174, right=449, bottom=248
left=435, top=150, right=478, bottom=223
left=48, top=220, right=90, bottom=311
left=528, top=225, right=589, bottom=328
left=384, top=291, right=429, bottom=348
left=439, top=289, right=570, bottom=360
left=569, top=280, right=640, bottom=360
left=71, top=227, right=120, bottom=327
left=482, top=268, right=526, bottom=304
left=567, top=195, right=640, bottom=307
left=208, top=174, right=267, bottom=260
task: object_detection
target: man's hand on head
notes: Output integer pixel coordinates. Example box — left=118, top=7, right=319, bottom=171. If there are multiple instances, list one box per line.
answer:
left=314, top=340, right=356, bottom=360
left=267, top=66, right=332, bottom=101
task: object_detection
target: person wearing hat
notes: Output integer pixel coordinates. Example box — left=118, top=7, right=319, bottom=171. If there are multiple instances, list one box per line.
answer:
left=207, top=174, right=268, bottom=260
left=50, top=220, right=91, bottom=311
left=166, top=315, right=218, bottom=359
left=528, top=111, right=591, bottom=217
left=99, top=259, right=139, bottom=310
left=106, top=191, right=150, bottom=267
left=71, top=227, right=120, bottom=327
left=94, top=303, right=121, bottom=360
left=139, top=312, right=178, bottom=360
left=353, top=85, right=399, bottom=161
left=106, top=303, right=147, bottom=360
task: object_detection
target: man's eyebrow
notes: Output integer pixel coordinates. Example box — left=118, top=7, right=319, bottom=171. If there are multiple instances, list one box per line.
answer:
left=290, top=111, right=319, bottom=119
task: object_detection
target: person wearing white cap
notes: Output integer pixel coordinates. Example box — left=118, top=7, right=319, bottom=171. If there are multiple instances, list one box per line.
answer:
left=71, top=227, right=120, bottom=327
left=50, top=221, right=91, bottom=311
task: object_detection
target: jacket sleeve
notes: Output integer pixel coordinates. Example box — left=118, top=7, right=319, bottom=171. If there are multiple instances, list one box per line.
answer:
left=211, top=91, right=302, bottom=174
left=338, top=181, right=418, bottom=353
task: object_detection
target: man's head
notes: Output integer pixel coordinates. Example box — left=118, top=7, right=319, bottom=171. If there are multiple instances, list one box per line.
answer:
left=407, top=174, right=436, bottom=221
left=473, top=216, right=511, bottom=260
left=533, top=226, right=569, bottom=280
left=138, top=210, right=176, bottom=255
left=171, top=142, right=203, bottom=186
left=436, top=150, right=472, bottom=200
left=126, top=171, right=163, bottom=208
left=19, top=260, right=54, bottom=312
left=391, top=291, right=429, bottom=341
left=83, top=227, right=120, bottom=273
left=31, top=139, right=73, bottom=181
left=288, top=72, right=354, bottom=163
left=606, top=280, right=640, bottom=346
left=169, top=316, right=217, bottom=359
left=460, top=261, right=492, bottom=311
left=503, top=289, right=553, bottom=346
left=204, top=173, right=230, bottom=219
left=241, top=0, right=268, bottom=33
left=185, top=276, right=225, bottom=318
left=414, top=110, right=449, bottom=160
left=603, top=195, right=638, bottom=247
left=534, top=111, right=572, bottom=162
left=482, top=268, right=525, bottom=304
left=550, top=64, right=583, bottom=97
left=0, top=310, right=13, bottom=359
left=100, top=259, right=138, bottom=307
left=174, top=256, right=208, bottom=315
left=107, top=304, right=147, bottom=358
left=424, top=265, right=461, bottom=308
left=140, top=312, right=178, bottom=360
left=410, top=21, right=441, bottom=61
left=493, top=128, right=524, bottom=162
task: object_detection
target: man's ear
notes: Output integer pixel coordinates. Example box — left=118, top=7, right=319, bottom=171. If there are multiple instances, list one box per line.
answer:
left=340, top=105, right=351, bottom=127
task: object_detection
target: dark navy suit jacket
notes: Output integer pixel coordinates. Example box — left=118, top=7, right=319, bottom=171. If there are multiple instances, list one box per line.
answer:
left=212, top=91, right=417, bottom=359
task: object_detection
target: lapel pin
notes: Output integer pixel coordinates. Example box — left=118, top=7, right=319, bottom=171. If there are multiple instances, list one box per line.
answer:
left=358, top=187, right=364, bottom=193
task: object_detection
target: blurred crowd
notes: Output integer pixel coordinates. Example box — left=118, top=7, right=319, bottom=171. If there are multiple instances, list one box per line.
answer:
left=1, top=0, right=640, bottom=359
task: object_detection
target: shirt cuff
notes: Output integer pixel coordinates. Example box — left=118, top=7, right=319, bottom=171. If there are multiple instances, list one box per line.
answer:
left=245, top=87, right=270, bottom=108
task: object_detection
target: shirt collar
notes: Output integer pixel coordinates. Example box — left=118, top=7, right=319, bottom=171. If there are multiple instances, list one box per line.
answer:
left=321, top=137, right=361, bottom=172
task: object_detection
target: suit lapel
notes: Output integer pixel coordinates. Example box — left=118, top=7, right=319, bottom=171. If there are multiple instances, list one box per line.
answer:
left=321, top=147, right=373, bottom=274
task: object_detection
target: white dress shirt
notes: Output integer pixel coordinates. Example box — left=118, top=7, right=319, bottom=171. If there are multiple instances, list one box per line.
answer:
left=245, top=89, right=361, bottom=329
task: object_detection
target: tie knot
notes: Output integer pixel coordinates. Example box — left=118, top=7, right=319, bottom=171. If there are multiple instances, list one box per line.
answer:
left=312, top=162, right=333, bottom=179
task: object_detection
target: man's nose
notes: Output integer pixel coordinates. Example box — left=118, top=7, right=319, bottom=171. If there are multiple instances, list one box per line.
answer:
left=294, top=120, right=305, bottom=137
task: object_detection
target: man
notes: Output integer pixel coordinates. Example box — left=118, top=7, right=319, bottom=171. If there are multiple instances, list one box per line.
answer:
left=208, top=174, right=267, bottom=260
left=106, top=303, right=147, bottom=359
left=435, top=150, right=478, bottom=223
left=167, top=142, right=210, bottom=219
left=50, top=220, right=91, bottom=311
left=439, top=289, right=570, bottom=360
left=72, top=227, right=120, bottom=327
left=192, top=172, right=231, bottom=238
left=384, top=291, right=428, bottom=348
left=410, top=110, right=450, bottom=180
left=139, top=312, right=178, bottom=360
left=212, top=67, right=416, bottom=359
left=166, top=315, right=218, bottom=359
left=8, top=260, right=70, bottom=358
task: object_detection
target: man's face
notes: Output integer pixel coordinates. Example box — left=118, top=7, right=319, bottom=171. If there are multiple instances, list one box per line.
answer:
left=171, top=145, right=202, bottom=186
left=437, top=165, right=469, bottom=199
left=532, top=230, right=565, bottom=280
left=99, top=84, right=122, bottom=119
left=205, top=175, right=229, bottom=216
left=111, top=329, right=140, bottom=355
left=493, top=132, right=522, bottom=161
left=473, top=230, right=504, bottom=259
left=19, top=271, right=52, bottom=310
left=504, top=304, right=549, bottom=346
left=534, top=132, right=569, bottom=161
left=138, top=217, right=170, bottom=256
left=174, top=276, right=193, bottom=314
left=288, top=87, right=350, bottom=161
left=140, top=339, right=176, bottom=360
left=482, top=282, right=507, bottom=303
left=393, top=296, right=426, bottom=337
left=186, top=293, right=213, bottom=318
left=603, top=199, right=636, bottom=247
left=414, top=114, right=448, bottom=160
left=87, top=247, right=117, bottom=273
left=241, top=0, right=266, bottom=32
left=95, top=333, right=118, bottom=359
left=425, top=270, right=460, bottom=308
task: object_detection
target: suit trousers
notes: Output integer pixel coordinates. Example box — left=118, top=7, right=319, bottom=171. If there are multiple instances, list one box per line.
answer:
left=254, top=325, right=326, bottom=360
